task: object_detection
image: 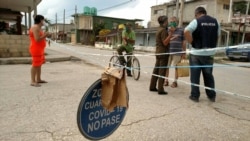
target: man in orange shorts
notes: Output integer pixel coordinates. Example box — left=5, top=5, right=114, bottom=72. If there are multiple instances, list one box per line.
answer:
left=29, top=15, right=50, bottom=87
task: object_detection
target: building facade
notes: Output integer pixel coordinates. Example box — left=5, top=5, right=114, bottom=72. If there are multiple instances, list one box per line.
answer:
left=0, top=0, right=41, bottom=57
left=48, top=23, right=75, bottom=42
left=73, top=13, right=142, bottom=48
left=147, top=0, right=250, bottom=47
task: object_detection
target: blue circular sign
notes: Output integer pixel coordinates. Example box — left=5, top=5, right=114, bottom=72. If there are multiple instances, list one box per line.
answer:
left=77, top=79, right=127, bottom=140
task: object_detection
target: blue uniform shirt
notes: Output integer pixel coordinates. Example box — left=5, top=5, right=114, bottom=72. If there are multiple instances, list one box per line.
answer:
left=185, top=19, right=220, bottom=56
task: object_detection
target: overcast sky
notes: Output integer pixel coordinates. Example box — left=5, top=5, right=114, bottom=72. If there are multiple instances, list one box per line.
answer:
left=36, top=0, right=170, bottom=27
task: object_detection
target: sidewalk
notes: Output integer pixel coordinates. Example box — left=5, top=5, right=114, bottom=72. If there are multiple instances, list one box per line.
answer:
left=0, top=48, right=73, bottom=65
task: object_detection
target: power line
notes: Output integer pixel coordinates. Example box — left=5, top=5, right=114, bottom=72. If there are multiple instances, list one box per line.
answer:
left=43, top=0, right=137, bottom=24
left=98, top=0, right=135, bottom=12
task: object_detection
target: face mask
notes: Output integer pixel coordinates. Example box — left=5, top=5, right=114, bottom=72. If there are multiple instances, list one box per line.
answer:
left=125, top=27, right=131, bottom=32
left=169, top=22, right=177, bottom=28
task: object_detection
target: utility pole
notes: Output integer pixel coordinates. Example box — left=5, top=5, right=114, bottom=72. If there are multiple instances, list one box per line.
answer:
left=228, top=0, right=233, bottom=23
left=63, top=9, right=65, bottom=43
left=75, top=5, right=77, bottom=44
left=175, top=0, right=179, bottom=18
left=55, top=13, right=57, bottom=43
left=179, top=0, right=184, bottom=27
left=242, top=1, right=250, bottom=43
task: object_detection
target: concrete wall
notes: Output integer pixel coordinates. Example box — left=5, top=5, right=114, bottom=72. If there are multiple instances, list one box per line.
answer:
left=180, top=0, right=216, bottom=23
left=216, top=0, right=230, bottom=23
left=78, top=16, right=93, bottom=30
left=48, top=24, right=75, bottom=33
left=0, top=35, right=30, bottom=57
left=95, top=42, right=114, bottom=49
left=48, top=24, right=75, bottom=40
left=136, top=32, right=156, bottom=47
left=71, top=33, right=76, bottom=44
left=150, top=4, right=168, bottom=28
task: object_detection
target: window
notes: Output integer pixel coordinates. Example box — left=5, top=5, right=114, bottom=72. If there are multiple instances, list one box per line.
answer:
left=154, top=9, right=164, bottom=15
left=223, top=4, right=229, bottom=10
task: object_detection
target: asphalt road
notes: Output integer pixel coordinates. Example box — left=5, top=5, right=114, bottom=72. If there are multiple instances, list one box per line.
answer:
left=0, top=42, right=249, bottom=141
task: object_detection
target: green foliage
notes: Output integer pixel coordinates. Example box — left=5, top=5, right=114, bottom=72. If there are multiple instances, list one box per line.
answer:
left=93, top=22, right=105, bottom=36
left=43, top=18, right=51, bottom=32
left=233, top=1, right=250, bottom=14
left=92, top=22, right=105, bottom=41
left=44, top=18, right=51, bottom=25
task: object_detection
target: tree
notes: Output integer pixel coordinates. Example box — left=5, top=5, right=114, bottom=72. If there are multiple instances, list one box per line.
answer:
left=44, top=18, right=51, bottom=25
left=92, top=22, right=105, bottom=42
left=44, top=18, right=51, bottom=32
left=233, top=1, right=250, bottom=15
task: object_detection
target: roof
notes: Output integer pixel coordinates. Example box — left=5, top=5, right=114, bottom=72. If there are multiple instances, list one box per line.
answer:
left=151, top=0, right=249, bottom=8
left=49, top=23, right=74, bottom=26
left=233, top=0, right=250, bottom=2
left=0, top=0, right=42, bottom=12
left=0, top=8, right=22, bottom=22
left=134, top=27, right=158, bottom=33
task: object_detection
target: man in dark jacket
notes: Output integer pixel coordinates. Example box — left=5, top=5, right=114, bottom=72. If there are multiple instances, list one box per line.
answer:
left=184, top=7, right=220, bottom=102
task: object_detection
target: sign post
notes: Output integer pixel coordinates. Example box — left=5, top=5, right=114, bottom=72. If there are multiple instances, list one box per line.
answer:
left=77, top=79, right=127, bottom=140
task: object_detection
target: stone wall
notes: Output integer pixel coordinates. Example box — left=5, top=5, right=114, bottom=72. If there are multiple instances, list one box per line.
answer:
left=0, top=35, right=30, bottom=58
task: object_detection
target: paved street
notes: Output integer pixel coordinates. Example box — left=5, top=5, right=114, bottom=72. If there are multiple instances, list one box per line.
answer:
left=0, top=42, right=250, bottom=141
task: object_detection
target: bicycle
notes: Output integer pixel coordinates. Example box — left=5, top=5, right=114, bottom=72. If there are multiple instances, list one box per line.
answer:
left=109, top=51, right=140, bottom=80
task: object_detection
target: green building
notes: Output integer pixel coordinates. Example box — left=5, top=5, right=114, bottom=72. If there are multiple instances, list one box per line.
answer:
left=72, top=6, right=142, bottom=46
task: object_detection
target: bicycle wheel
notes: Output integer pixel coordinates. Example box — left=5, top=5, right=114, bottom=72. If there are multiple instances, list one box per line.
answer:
left=131, top=57, right=140, bottom=80
left=109, top=56, right=120, bottom=67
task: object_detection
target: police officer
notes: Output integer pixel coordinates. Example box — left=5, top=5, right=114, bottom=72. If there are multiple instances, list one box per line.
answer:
left=184, top=7, right=220, bottom=102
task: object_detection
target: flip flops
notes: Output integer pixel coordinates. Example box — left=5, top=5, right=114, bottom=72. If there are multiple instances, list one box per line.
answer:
left=37, top=80, right=48, bottom=83
left=171, top=82, right=178, bottom=88
left=30, top=80, right=47, bottom=87
left=30, top=83, right=41, bottom=87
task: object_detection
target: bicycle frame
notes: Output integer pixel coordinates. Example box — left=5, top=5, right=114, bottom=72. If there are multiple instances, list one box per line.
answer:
left=110, top=51, right=140, bottom=80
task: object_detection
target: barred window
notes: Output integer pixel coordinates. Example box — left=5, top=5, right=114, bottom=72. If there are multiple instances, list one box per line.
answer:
left=223, top=4, right=229, bottom=10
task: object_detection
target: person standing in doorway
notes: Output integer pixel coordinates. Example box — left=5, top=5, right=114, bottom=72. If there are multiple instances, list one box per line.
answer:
left=149, top=16, right=172, bottom=95
left=164, top=16, right=186, bottom=88
left=29, top=15, right=50, bottom=87
left=184, top=7, right=220, bottom=102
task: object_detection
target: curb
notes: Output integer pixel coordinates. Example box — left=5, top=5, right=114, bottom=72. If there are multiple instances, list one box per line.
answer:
left=0, top=55, right=73, bottom=65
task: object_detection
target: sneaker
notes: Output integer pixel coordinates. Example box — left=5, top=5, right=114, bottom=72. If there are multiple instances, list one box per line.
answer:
left=149, top=88, right=158, bottom=92
left=127, top=74, right=132, bottom=77
left=189, top=96, right=199, bottom=102
left=158, top=91, right=168, bottom=95
left=207, top=96, right=216, bottom=102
